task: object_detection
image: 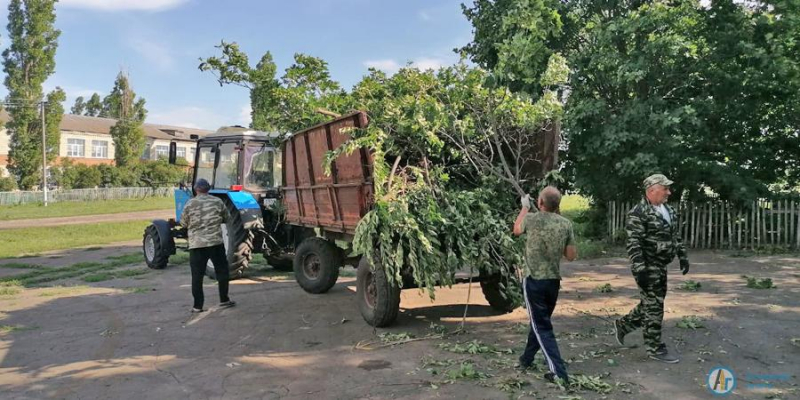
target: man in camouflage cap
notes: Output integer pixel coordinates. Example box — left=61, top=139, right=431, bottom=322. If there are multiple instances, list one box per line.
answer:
left=181, top=178, right=236, bottom=313
left=614, top=174, right=690, bottom=363
left=513, top=186, right=577, bottom=384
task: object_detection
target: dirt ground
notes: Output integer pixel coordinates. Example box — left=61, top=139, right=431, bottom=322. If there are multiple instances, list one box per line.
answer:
left=0, top=247, right=797, bottom=400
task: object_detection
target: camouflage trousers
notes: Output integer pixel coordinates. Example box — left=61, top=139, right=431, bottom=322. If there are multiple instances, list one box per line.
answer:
left=617, top=265, right=668, bottom=354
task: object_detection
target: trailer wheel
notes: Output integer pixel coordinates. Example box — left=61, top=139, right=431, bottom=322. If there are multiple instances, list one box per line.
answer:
left=143, top=224, right=170, bottom=270
left=206, top=199, right=255, bottom=280
left=480, top=269, right=521, bottom=313
left=293, top=238, right=341, bottom=293
left=357, top=256, right=400, bottom=327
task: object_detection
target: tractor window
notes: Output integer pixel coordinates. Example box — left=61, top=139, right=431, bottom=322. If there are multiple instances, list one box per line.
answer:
left=213, top=143, right=240, bottom=189
left=195, top=146, right=215, bottom=183
left=244, top=146, right=279, bottom=190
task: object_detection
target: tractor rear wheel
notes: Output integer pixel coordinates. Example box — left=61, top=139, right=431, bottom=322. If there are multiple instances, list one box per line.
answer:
left=357, top=256, right=400, bottom=327
left=143, top=224, right=170, bottom=270
left=206, top=200, right=256, bottom=280
left=293, top=237, right=341, bottom=293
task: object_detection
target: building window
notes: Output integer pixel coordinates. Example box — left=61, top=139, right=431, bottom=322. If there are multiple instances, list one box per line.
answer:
left=91, top=140, right=108, bottom=158
left=155, top=145, right=169, bottom=159
left=188, top=147, right=196, bottom=162
left=176, top=146, right=186, bottom=159
left=67, top=139, right=85, bottom=157
left=141, top=145, right=151, bottom=160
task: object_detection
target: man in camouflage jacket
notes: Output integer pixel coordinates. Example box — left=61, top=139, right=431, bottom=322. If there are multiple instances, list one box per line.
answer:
left=614, top=174, right=690, bottom=363
left=181, top=178, right=236, bottom=313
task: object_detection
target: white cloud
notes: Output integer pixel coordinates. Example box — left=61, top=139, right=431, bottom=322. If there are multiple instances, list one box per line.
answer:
left=363, top=57, right=447, bottom=75
left=419, top=10, right=432, bottom=21
left=413, top=58, right=446, bottom=71
left=364, top=59, right=402, bottom=74
left=128, top=38, right=175, bottom=72
left=59, top=0, right=189, bottom=12
left=148, top=106, right=230, bottom=131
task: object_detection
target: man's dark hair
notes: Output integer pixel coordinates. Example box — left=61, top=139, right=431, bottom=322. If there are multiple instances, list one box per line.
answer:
left=538, top=186, right=562, bottom=212
left=194, top=178, right=211, bottom=193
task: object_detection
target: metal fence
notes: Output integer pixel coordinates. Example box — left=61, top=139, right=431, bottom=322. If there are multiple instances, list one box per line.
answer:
left=0, top=187, right=174, bottom=205
left=608, top=199, right=800, bottom=250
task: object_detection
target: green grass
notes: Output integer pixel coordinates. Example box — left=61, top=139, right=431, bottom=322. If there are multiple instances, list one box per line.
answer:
left=0, top=253, right=147, bottom=287
left=0, top=281, right=22, bottom=296
left=124, top=286, right=155, bottom=294
left=561, top=194, right=590, bottom=213
left=37, top=285, right=89, bottom=297
left=0, top=220, right=151, bottom=258
left=678, top=280, right=702, bottom=291
left=0, top=196, right=173, bottom=221
left=82, top=273, right=114, bottom=282
left=743, top=275, right=776, bottom=289
left=0, top=262, right=43, bottom=269
left=0, top=324, right=38, bottom=334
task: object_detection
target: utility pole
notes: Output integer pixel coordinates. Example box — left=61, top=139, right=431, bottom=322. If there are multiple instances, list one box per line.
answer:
left=41, top=101, right=48, bottom=206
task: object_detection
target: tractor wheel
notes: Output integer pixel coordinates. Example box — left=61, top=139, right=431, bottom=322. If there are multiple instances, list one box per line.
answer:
left=143, top=224, right=170, bottom=270
left=266, top=254, right=294, bottom=272
left=206, top=200, right=256, bottom=280
left=293, top=237, right=341, bottom=294
left=357, top=256, right=400, bottom=327
left=480, top=269, right=522, bottom=313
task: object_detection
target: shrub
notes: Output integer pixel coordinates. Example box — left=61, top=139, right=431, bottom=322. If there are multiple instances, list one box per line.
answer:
left=0, top=176, right=18, bottom=192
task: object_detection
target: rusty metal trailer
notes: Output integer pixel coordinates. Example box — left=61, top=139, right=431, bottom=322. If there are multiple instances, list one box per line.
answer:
left=277, top=111, right=519, bottom=327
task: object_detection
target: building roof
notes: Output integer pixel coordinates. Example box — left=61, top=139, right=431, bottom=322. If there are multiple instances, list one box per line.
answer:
left=204, top=126, right=283, bottom=140
left=1, top=110, right=212, bottom=142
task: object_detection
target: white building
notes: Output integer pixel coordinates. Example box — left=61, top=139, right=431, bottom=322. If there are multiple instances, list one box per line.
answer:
left=0, top=112, right=211, bottom=177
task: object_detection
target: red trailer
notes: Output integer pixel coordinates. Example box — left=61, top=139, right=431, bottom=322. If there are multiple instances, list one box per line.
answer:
left=270, top=111, right=522, bottom=327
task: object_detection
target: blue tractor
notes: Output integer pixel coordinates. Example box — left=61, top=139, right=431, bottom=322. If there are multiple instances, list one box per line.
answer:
left=142, top=126, right=294, bottom=278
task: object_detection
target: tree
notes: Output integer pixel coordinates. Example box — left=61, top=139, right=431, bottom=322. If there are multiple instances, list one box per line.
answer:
left=199, top=41, right=348, bottom=134
left=71, top=96, right=85, bottom=115
left=105, top=72, right=147, bottom=167
left=84, top=92, right=102, bottom=117
left=3, top=0, right=62, bottom=189
left=461, top=0, right=800, bottom=203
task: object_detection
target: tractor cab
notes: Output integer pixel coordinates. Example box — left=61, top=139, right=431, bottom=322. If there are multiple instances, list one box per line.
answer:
left=187, top=126, right=283, bottom=195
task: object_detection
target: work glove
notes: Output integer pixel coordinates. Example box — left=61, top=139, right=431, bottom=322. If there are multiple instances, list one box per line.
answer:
left=680, top=259, right=690, bottom=275
left=520, top=194, right=531, bottom=210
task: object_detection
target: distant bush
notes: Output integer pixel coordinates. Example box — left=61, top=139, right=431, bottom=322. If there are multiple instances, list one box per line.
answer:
left=0, top=176, right=18, bottom=192
left=51, top=159, right=190, bottom=189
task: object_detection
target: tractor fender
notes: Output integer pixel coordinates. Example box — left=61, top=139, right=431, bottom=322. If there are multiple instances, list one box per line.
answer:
left=151, top=219, right=176, bottom=255
left=221, top=191, right=264, bottom=230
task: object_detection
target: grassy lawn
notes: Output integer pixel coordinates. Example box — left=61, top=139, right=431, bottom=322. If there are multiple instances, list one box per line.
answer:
left=0, top=196, right=173, bottom=221
left=560, top=194, right=622, bottom=259
left=0, top=220, right=151, bottom=258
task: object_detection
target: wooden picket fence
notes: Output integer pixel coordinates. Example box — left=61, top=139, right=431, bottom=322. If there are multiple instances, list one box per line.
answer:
left=608, top=199, right=800, bottom=249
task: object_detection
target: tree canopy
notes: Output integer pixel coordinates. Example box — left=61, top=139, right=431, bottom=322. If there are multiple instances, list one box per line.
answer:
left=462, top=0, right=800, bottom=203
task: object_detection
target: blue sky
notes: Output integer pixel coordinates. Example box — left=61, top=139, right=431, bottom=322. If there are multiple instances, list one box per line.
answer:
left=0, top=0, right=474, bottom=130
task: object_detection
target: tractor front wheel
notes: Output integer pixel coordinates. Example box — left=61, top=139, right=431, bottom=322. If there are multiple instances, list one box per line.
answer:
left=143, top=224, right=170, bottom=269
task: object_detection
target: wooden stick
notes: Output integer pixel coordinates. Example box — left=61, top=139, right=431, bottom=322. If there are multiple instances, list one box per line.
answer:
left=727, top=203, right=734, bottom=250
left=737, top=207, right=742, bottom=249
left=707, top=202, right=712, bottom=249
